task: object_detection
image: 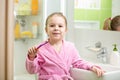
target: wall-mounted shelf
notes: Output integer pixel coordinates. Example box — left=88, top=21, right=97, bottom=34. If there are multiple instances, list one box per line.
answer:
left=14, top=0, right=42, bottom=41
left=14, top=0, right=39, bottom=16
left=14, top=10, right=40, bottom=16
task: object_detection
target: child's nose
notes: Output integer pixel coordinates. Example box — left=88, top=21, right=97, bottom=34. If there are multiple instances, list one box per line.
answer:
left=54, top=26, right=59, bottom=30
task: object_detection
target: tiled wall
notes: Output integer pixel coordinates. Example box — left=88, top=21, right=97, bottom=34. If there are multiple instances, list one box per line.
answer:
left=112, top=0, right=120, bottom=17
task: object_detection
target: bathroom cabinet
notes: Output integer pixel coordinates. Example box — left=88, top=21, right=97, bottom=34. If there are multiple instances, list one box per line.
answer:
left=14, top=0, right=41, bottom=40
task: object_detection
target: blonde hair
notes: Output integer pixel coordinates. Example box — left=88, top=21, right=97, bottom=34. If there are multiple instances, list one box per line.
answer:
left=45, top=12, right=67, bottom=28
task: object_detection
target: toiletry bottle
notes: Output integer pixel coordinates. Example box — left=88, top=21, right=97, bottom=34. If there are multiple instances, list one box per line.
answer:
left=32, top=22, right=38, bottom=38
left=31, top=0, right=39, bottom=15
left=14, top=20, right=21, bottom=39
left=14, top=0, right=19, bottom=15
left=110, top=44, right=120, bottom=66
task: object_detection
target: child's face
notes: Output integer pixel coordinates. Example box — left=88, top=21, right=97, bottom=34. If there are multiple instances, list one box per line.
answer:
left=46, top=15, right=67, bottom=41
left=116, top=26, right=120, bottom=31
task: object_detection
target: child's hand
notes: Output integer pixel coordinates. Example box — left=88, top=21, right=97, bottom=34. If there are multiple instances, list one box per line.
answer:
left=90, top=66, right=105, bottom=77
left=28, top=46, right=38, bottom=61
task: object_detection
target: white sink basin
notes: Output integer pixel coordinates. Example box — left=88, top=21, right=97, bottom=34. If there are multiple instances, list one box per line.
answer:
left=70, top=64, right=120, bottom=80
left=14, top=74, right=36, bottom=80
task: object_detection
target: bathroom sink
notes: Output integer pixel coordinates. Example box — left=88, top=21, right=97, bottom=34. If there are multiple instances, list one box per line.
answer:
left=97, top=64, right=120, bottom=80
left=96, top=64, right=120, bottom=72
left=14, top=74, right=36, bottom=80
left=70, top=64, right=120, bottom=80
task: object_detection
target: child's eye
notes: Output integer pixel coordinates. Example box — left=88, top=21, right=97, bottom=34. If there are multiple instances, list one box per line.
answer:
left=59, top=25, right=63, bottom=27
left=50, top=25, right=55, bottom=27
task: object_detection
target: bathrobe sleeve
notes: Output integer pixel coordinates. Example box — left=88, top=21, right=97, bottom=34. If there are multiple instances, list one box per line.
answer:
left=71, top=44, right=94, bottom=70
left=26, top=52, right=44, bottom=74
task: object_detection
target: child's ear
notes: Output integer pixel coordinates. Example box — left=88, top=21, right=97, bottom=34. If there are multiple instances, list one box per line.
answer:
left=65, top=28, right=68, bottom=32
left=45, top=27, right=49, bottom=37
left=45, top=27, right=47, bottom=33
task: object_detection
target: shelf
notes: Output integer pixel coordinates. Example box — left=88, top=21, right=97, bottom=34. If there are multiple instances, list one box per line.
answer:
left=14, top=10, right=40, bottom=16
left=14, top=0, right=39, bottom=16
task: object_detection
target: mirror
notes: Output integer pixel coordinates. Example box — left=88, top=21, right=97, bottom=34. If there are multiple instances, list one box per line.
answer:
left=74, top=0, right=120, bottom=31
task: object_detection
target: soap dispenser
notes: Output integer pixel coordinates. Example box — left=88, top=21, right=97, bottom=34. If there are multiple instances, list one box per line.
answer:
left=110, top=44, right=120, bottom=66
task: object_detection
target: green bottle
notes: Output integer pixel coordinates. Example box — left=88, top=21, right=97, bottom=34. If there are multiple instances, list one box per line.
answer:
left=113, top=44, right=118, bottom=51
left=110, top=44, right=120, bottom=66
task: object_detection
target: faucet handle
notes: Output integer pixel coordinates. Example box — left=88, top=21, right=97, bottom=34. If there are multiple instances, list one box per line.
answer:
left=95, top=41, right=102, bottom=48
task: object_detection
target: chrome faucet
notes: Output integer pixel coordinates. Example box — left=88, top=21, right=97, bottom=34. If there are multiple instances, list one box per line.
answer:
left=86, top=41, right=108, bottom=63
left=97, top=47, right=108, bottom=63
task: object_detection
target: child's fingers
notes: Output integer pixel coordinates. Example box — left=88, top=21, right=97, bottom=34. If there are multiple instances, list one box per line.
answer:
left=96, top=69, right=104, bottom=77
left=32, top=47, right=35, bottom=53
left=91, top=66, right=105, bottom=77
left=32, top=47, right=37, bottom=54
left=28, top=49, right=33, bottom=54
left=34, top=47, right=37, bottom=53
left=28, top=50, right=31, bottom=54
left=30, top=48, right=34, bottom=54
left=28, top=46, right=38, bottom=55
left=96, top=70, right=102, bottom=77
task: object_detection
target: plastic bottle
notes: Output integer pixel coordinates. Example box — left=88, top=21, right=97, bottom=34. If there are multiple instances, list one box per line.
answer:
left=14, top=20, right=21, bottom=39
left=31, top=0, right=39, bottom=15
left=14, top=0, right=19, bottom=16
left=32, top=22, right=38, bottom=38
left=110, top=44, right=120, bottom=66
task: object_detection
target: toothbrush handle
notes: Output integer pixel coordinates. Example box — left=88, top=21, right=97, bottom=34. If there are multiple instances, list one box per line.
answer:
left=37, top=41, right=48, bottom=49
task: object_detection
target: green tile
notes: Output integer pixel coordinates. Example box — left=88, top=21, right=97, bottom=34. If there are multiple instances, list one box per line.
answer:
left=74, top=0, right=112, bottom=29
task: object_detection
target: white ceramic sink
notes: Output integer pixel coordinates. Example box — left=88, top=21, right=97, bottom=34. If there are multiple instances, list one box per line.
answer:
left=70, top=64, right=120, bottom=80
left=14, top=74, right=36, bottom=80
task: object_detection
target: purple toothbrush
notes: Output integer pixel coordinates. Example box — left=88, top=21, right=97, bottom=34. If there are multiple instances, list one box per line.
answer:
left=37, top=41, right=48, bottom=49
